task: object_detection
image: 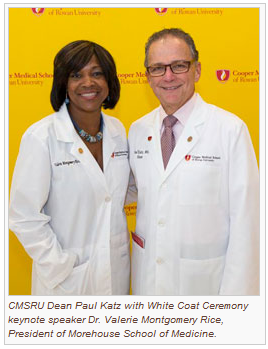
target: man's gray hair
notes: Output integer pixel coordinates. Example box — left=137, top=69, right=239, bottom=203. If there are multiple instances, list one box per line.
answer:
left=144, top=28, right=199, bottom=67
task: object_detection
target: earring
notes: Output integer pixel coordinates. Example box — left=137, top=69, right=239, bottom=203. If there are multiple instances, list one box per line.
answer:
left=65, top=92, right=70, bottom=104
left=106, top=96, right=110, bottom=102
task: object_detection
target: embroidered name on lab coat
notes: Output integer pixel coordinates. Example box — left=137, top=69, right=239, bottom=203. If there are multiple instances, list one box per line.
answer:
left=134, top=149, right=149, bottom=159
left=54, top=160, right=81, bottom=167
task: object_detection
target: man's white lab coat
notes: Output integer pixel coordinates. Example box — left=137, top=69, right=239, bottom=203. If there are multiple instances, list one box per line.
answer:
left=9, top=103, right=130, bottom=295
left=128, top=94, right=259, bottom=295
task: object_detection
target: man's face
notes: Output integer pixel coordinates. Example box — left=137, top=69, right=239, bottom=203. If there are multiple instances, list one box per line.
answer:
left=146, top=35, right=201, bottom=115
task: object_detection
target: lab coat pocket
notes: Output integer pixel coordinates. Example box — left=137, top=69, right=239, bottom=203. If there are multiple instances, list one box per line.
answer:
left=56, top=260, right=91, bottom=295
left=178, top=165, right=221, bottom=205
left=131, top=239, right=145, bottom=295
left=179, top=256, right=225, bottom=295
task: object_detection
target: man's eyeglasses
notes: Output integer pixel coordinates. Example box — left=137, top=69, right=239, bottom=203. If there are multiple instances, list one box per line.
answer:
left=146, top=60, right=195, bottom=77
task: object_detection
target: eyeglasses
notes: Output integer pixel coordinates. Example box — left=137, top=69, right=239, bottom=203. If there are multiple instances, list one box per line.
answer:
left=146, top=60, right=195, bottom=77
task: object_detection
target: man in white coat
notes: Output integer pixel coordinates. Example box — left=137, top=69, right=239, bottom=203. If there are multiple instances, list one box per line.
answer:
left=128, top=28, right=259, bottom=295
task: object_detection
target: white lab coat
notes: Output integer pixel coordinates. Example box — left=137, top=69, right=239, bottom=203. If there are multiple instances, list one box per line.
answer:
left=9, top=103, right=130, bottom=295
left=128, top=94, right=259, bottom=295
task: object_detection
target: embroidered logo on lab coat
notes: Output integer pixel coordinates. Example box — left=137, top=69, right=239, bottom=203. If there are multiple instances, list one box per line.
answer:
left=111, top=150, right=128, bottom=158
left=185, top=155, right=221, bottom=163
left=185, top=155, right=191, bottom=161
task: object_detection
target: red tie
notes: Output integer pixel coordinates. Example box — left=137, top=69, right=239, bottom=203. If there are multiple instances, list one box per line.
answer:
left=161, top=115, right=178, bottom=169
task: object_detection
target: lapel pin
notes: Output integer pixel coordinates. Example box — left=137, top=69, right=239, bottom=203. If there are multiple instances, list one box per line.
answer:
left=187, top=136, right=193, bottom=142
left=78, top=148, right=83, bottom=154
left=148, top=136, right=152, bottom=141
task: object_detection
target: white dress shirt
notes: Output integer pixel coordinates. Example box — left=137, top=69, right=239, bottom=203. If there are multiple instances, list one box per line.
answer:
left=160, top=93, right=197, bottom=142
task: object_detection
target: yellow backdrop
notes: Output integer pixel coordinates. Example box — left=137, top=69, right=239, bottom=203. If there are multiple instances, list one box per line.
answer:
left=9, top=7, right=259, bottom=295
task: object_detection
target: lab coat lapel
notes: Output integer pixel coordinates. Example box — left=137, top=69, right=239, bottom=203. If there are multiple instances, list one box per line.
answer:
left=53, top=104, right=108, bottom=191
left=163, top=96, right=209, bottom=181
left=102, top=114, right=117, bottom=173
left=70, top=134, right=108, bottom=190
left=146, top=109, right=165, bottom=176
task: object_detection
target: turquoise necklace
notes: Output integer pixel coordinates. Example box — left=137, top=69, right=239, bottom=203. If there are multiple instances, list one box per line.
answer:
left=71, top=115, right=104, bottom=143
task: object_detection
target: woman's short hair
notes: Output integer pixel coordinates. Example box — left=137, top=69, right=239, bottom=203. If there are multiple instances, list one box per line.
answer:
left=50, top=40, right=120, bottom=111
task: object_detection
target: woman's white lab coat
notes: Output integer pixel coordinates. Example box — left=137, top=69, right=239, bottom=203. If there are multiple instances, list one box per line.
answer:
left=128, top=94, right=259, bottom=295
left=9, top=103, right=130, bottom=295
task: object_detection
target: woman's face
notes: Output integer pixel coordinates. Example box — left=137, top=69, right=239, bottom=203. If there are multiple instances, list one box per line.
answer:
left=67, top=55, right=109, bottom=116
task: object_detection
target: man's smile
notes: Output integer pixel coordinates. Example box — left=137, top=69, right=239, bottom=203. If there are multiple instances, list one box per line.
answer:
left=161, top=85, right=181, bottom=90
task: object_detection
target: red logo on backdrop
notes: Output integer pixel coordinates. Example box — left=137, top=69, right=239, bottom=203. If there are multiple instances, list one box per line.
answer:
left=216, top=70, right=230, bottom=82
left=31, top=8, right=45, bottom=16
left=111, top=152, right=115, bottom=158
left=185, top=155, right=191, bottom=161
left=155, top=8, right=168, bottom=15
left=148, top=136, right=152, bottom=141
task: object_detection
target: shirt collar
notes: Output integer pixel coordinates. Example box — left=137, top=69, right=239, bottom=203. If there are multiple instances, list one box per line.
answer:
left=159, top=92, right=197, bottom=127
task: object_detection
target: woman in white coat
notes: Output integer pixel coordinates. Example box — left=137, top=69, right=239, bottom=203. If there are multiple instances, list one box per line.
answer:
left=9, top=40, right=130, bottom=295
